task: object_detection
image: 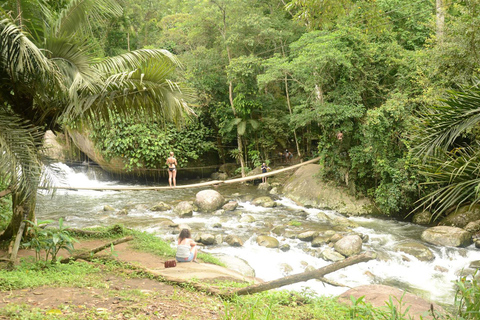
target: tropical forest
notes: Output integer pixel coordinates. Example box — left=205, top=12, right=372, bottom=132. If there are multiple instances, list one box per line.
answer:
left=2, top=0, right=480, bottom=319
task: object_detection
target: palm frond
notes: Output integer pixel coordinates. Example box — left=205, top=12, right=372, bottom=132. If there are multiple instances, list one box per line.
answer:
left=415, top=146, right=480, bottom=220
left=53, top=0, right=122, bottom=37
left=0, top=111, right=44, bottom=201
left=416, top=87, right=480, bottom=157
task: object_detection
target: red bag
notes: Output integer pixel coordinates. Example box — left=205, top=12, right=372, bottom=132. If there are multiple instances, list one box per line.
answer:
left=164, top=260, right=177, bottom=268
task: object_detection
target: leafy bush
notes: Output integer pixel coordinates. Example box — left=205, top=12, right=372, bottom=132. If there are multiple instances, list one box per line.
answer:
left=455, top=273, right=480, bottom=319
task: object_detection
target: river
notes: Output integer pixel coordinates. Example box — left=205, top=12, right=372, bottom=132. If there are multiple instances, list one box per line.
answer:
left=36, top=162, right=480, bottom=308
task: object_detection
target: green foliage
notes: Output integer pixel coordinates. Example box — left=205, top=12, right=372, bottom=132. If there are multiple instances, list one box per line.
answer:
left=90, top=113, right=216, bottom=171
left=129, top=231, right=176, bottom=258
left=23, top=219, right=78, bottom=263
left=455, top=273, right=480, bottom=319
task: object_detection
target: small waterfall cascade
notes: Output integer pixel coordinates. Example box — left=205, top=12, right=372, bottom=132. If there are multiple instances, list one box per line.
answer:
left=36, top=163, right=480, bottom=306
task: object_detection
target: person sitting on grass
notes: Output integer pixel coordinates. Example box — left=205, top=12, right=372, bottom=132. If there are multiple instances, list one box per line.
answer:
left=176, top=229, right=198, bottom=263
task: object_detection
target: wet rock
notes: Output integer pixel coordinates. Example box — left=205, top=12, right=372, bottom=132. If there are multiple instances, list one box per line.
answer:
left=213, top=209, right=225, bottom=216
left=116, top=209, right=128, bottom=215
left=412, top=211, right=432, bottom=225
left=469, top=260, right=480, bottom=269
left=312, top=235, right=332, bottom=247
left=321, top=248, right=345, bottom=262
left=434, top=265, right=449, bottom=273
left=271, top=225, right=286, bottom=236
left=329, top=233, right=343, bottom=243
left=258, top=182, right=271, bottom=191
left=174, top=201, right=194, bottom=217
left=213, top=223, right=222, bottom=228
left=476, top=240, right=480, bottom=249
left=298, top=231, right=318, bottom=242
left=330, top=215, right=359, bottom=228
left=222, top=201, right=238, bottom=211
left=280, top=263, right=293, bottom=276
left=240, top=215, right=255, bottom=223
left=305, top=265, right=316, bottom=272
left=421, top=226, right=472, bottom=247
left=215, top=234, right=223, bottom=244
left=225, top=235, right=243, bottom=247
left=394, top=242, right=435, bottom=262
left=465, top=220, right=480, bottom=233
left=334, top=235, right=362, bottom=257
left=103, top=205, right=115, bottom=211
left=211, top=172, right=228, bottom=180
left=150, top=201, right=171, bottom=212
left=440, top=204, right=480, bottom=228
left=197, top=233, right=215, bottom=245
left=252, top=196, right=276, bottom=208
left=279, top=244, right=290, bottom=252
left=269, top=187, right=279, bottom=195
left=194, top=189, right=225, bottom=212
left=157, top=218, right=175, bottom=226
left=256, top=235, right=279, bottom=248
left=317, top=211, right=329, bottom=221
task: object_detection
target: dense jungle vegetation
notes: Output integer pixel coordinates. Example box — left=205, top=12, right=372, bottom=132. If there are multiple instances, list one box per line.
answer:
left=2, top=0, right=480, bottom=238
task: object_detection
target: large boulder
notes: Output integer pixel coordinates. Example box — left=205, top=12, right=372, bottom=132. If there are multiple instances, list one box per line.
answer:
left=334, top=235, right=362, bottom=257
left=174, top=201, right=194, bottom=217
left=440, top=204, right=480, bottom=228
left=465, top=220, right=480, bottom=233
left=194, top=189, right=225, bottom=212
left=321, top=248, right=345, bottom=262
left=394, top=241, right=435, bottom=262
left=256, top=235, right=279, bottom=248
left=337, top=285, right=446, bottom=319
left=222, top=201, right=238, bottom=211
left=421, top=226, right=472, bottom=247
left=283, top=164, right=372, bottom=215
left=196, top=233, right=216, bottom=245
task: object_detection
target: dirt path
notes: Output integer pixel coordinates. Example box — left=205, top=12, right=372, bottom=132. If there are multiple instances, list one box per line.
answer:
left=0, top=240, right=257, bottom=319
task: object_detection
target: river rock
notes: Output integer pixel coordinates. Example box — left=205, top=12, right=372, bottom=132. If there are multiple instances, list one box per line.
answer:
left=219, top=163, right=237, bottom=176
left=465, top=220, right=480, bottom=233
left=271, top=225, right=286, bottom=236
left=103, top=205, right=115, bottom=211
left=312, top=234, right=332, bottom=247
left=476, top=240, right=480, bottom=249
left=269, top=187, right=279, bottom=195
left=240, top=215, right=255, bottom=223
left=194, top=189, right=225, bottom=212
left=317, top=211, right=329, bottom=221
left=469, top=260, right=480, bottom=269
left=440, top=204, right=480, bottom=228
left=256, top=235, right=279, bottom=248
left=116, top=209, right=128, bottom=215
left=150, top=201, right=171, bottom=212
left=329, top=233, right=343, bottom=243
left=298, top=231, right=318, bottom=242
left=279, top=244, right=290, bottom=252
left=198, top=233, right=215, bottom=245
left=222, top=201, right=238, bottom=211
left=225, top=235, right=243, bottom=247
left=334, top=235, right=362, bottom=257
left=321, top=248, right=345, bottom=262
left=157, top=218, right=175, bottom=226
left=211, top=172, right=228, bottom=180
left=174, top=201, right=194, bottom=217
left=252, top=196, right=276, bottom=208
left=215, top=234, right=223, bottom=244
left=421, top=226, right=472, bottom=247
left=330, top=215, right=359, bottom=228
left=434, top=265, right=449, bottom=273
left=280, top=263, right=293, bottom=276
left=412, top=210, right=432, bottom=225
left=394, top=241, right=435, bottom=262
left=258, top=182, right=271, bottom=191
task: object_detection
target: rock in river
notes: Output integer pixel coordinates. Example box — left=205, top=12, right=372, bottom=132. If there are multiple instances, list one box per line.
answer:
left=195, top=189, right=225, bottom=212
left=421, top=226, right=472, bottom=247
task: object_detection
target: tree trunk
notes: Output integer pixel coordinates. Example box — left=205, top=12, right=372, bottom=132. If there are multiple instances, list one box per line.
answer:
left=0, top=190, right=36, bottom=242
left=285, top=74, right=301, bottom=158
left=436, top=0, right=444, bottom=41
left=226, top=251, right=375, bottom=297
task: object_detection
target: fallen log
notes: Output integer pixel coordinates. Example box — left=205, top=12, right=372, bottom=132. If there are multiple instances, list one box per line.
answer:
left=60, top=236, right=134, bottom=263
left=225, top=251, right=376, bottom=297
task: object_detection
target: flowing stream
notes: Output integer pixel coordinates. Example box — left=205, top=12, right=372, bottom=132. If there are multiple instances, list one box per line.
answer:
left=36, top=163, right=480, bottom=307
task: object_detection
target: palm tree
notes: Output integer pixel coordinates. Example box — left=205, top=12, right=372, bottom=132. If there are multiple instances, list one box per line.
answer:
left=0, top=0, right=193, bottom=241
left=415, top=84, right=480, bottom=220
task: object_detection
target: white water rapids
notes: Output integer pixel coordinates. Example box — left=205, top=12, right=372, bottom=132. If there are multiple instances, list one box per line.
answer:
left=36, top=163, right=480, bottom=307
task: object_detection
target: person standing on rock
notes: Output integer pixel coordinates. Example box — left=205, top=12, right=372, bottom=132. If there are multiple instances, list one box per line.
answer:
left=261, top=162, right=270, bottom=183
left=176, top=229, right=198, bottom=263
left=166, top=151, right=178, bottom=188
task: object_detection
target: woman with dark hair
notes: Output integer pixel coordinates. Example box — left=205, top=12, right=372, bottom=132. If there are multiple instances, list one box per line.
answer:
left=176, top=229, right=198, bottom=262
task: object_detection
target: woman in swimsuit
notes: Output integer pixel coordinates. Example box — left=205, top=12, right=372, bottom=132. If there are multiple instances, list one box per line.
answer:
left=166, top=151, right=177, bottom=188
left=176, top=229, right=197, bottom=262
